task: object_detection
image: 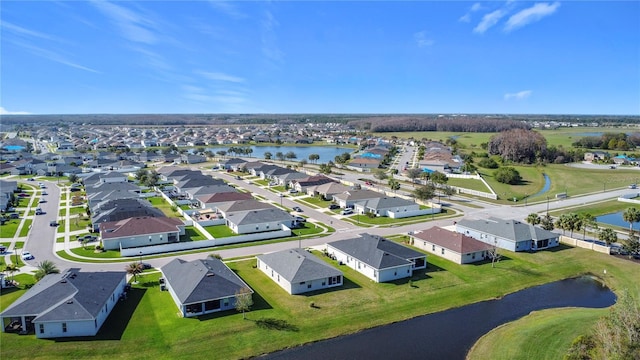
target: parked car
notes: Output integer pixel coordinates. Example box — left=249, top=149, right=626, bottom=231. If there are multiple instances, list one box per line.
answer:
left=235, top=175, right=242, bottom=180
left=42, top=191, right=48, bottom=195
left=292, top=206, right=302, bottom=212
left=27, top=178, right=34, bottom=181
left=141, top=263, right=153, bottom=270
left=294, top=216, right=306, bottom=223
left=38, top=199, right=47, bottom=203
left=341, top=209, right=354, bottom=215
left=629, top=184, right=637, bottom=189
left=21, top=251, right=34, bottom=260
left=35, top=208, right=44, bottom=215
left=0, top=246, right=6, bottom=254
left=49, top=221, right=59, bottom=227
left=9, top=213, right=20, bottom=219
left=329, top=204, right=340, bottom=210
left=288, top=189, right=298, bottom=194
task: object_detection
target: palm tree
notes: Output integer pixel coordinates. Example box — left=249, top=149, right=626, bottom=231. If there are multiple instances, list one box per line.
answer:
left=4, top=264, right=18, bottom=281
left=526, top=213, right=541, bottom=225
left=264, top=151, right=272, bottom=160
left=126, top=262, right=143, bottom=283
left=309, top=154, right=320, bottom=164
left=34, top=260, right=60, bottom=281
left=581, top=213, right=597, bottom=240
left=622, top=207, right=640, bottom=235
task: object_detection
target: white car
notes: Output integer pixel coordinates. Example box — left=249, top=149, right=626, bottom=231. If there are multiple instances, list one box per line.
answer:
left=21, top=251, right=34, bottom=260
left=341, top=209, right=354, bottom=215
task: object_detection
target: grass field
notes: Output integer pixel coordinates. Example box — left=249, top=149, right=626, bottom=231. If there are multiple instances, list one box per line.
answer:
left=467, top=307, right=608, bottom=360
left=0, top=219, right=20, bottom=238
left=18, top=219, right=32, bottom=237
left=1, top=245, right=638, bottom=359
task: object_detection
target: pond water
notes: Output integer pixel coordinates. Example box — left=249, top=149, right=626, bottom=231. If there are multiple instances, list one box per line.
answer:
left=597, top=212, right=640, bottom=230
left=530, top=173, right=551, bottom=198
left=205, top=145, right=353, bottom=164
left=264, top=277, right=615, bottom=360
left=2, top=145, right=25, bottom=151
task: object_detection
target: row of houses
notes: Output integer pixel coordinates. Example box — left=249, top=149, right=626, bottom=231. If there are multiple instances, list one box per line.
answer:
left=0, top=215, right=559, bottom=338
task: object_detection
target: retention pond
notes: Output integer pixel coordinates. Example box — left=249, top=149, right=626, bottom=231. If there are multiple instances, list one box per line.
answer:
left=264, top=276, right=616, bottom=360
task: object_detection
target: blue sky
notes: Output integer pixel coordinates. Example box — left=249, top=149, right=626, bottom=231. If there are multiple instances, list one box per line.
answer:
left=1, top=1, right=638, bottom=115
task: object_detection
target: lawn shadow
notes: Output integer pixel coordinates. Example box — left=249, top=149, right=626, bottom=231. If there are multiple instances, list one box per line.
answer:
left=388, top=269, right=433, bottom=286
left=0, top=286, right=23, bottom=296
left=544, top=243, right=573, bottom=252
left=194, top=290, right=272, bottom=322
left=53, top=287, right=146, bottom=342
left=253, top=317, right=299, bottom=332
left=471, top=254, right=513, bottom=266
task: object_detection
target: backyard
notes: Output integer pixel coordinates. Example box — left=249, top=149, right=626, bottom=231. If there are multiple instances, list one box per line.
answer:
left=1, top=246, right=638, bottom=359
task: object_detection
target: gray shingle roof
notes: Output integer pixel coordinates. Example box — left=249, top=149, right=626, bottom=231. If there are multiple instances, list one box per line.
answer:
left=360, top=196, right=415, bottom=210
left=456, top=217, right=558, bottom=242
left=333, top=189, right=382, bottom=201
left=217, top=199, right=273, bottom=213
left=328, top=233, right=425, bottom=270
left=161, top=258, right=251, bottom=305
left=257, top=249, right=342, bottom=283
left=0, top=269, right=125, bottom=322
left=226, top=208, right=294, bottom=225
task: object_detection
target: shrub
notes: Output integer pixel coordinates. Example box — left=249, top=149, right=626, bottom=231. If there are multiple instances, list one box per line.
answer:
left=478, top=158, right=499, bottom=169
left=494, top=167, right=522, bottom=185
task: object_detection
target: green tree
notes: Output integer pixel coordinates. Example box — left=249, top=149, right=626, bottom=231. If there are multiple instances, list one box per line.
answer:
left=373, top=169, right=388, bottom=181
left=622, top=207, right=640, bottom=235
left=598, top=228, right=618, bottom=247
left=285, top=151, right=297, bottom=161
left=406, top=168, right=423, bottom=186
left=388, top=179, right=400, bottom=193
left=591, top=290, right=640, bottom=360
left=430, top=171, right=448, bottom=186
left=581, top=213, right=598, bottom=240
left=264, top=151, right=272, bottom=160
left=68, top=173, right=79, bottom=184
left=309, top=153, right=320, bottom=164
left=235, top=287, right=253, bottom=320
left=541, top=214, right=555, bottom=231
left=34, top=260, right=60, bottom=281
left=494, top=167, right=522, bottom=185
left=275, top=152, right=284, bottom=162
left=126, top=262, right=143, bottom=283
left=526, top=213, right=541, bottom=225
left=413, top=184, right=436, bottom=203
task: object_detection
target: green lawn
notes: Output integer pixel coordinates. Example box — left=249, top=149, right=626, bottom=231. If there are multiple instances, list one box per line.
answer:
left=254, top=179, right=269, bottom=186
left=69, top=206, right=86, bottom=215
left=181, top=226, right=207, bottom=241
left=61, top=192, right=67, bottom=201
left=291, top=222, right=325, bottom=236
left=349, top=209, right=455, bottom=226
left=70, top=246, right=122, bottom=259
left=3, top=246, right=637, bottom=359
left=300, top=196, right=333, bottom=208
left=69, top=216, right=91, bottom=232
left=446, top=177, right=491, bottom=192
left=0, top=219, right=20, bottom=238
left=147, top=196, right=179, bottom=217
left=18, top=219, right=32, bottom=237
left=203, top=225, right=237, bottom=238
left=58, top=208, right=67, bottom=217
left=467, top=307, right=607, bottom=360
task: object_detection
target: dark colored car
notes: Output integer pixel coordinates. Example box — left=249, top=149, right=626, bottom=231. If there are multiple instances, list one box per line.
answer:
left=292, top=206, right=302, bottom=212
left=329, top=204, right=340, bottom=210
left=50, top=221, right=59, bottom=227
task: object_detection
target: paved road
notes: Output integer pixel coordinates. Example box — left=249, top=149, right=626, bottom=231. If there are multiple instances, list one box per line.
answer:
left=20, top=179, right=61, bottom=268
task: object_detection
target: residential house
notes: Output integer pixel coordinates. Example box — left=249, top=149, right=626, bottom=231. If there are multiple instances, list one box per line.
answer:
left=160, top=258, right=253, bottom=318
left=290, top=175, right=336, bottom=194
left=584, top=151, right=609, bottom=162
left=257, top=248, right=343, bottom=295
left=410, top=226, right=493, bottom=264
left=326, top=234, right=427, bottom=283
left=218, top=158, right=247, bottom=170
left=455, top=217, right=560, bottom=252
left=332, top=189, right=383, bottom=209
left=90, top=198, right=165, bottom=232
left=0, top=269, right=126, bottom=338
left=99, top=216, right=185, bottom=250
left=225, top=208, right=295, bottom=234
left=180, top=154, right=206, bottom=164
left=217, top=199, right=274, bottom=219
left=347, top=157, right=380, bottom=171
left=0, top=180, right=17, bottom=211
left=352, top=196, right=424, bottom=218
left=195, top=191, right=253, bottom=210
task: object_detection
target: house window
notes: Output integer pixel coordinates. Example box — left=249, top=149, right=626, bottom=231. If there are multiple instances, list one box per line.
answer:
left=394, top=271, right=397, bottom=276
left=62, top=323, right=67, bottom=333
left=472, top=253, right=476, bottom=259
left=277, top=275, right=280, bottom=282
left=39, top=324, right=44, bottom=334
left=300, top=281, right=305, bottom=285
left=441, top=248, right=445, bottom=255
left=256, top=226, right=259, bottom=230
left=95, top=319, right=97, bottom=328
left=321, top=282, right=325, bottom=286
left=432, top=244, right=435, bottom=251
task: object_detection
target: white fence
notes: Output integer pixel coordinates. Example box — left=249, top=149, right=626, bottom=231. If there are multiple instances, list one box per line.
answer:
left=560, top=235, right=611, bottom=254
left=120, top=226, right=291, bottom=256
left=618, top=192, right=640, bottom=205
left=389, top=208, right=439, bottom=219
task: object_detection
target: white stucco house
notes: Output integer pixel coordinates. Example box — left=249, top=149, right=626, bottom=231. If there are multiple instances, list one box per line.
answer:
left=455, top=217, right=560, bottom=252
left=326, top=234, right=427, bottom=283
left=99, top=216, right=185, bottom=250
left=257, top=248, right=343, bottom=295
left=161, top=258, right=253, bottom=318
left=410, top=226, right=493, bottom=264
left=0, top=269, right=126, bottom=338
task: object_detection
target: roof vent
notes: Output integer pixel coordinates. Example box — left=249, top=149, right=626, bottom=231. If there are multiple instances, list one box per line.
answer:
left=60, top=280, right=67, bottom=283
left=206, top=273, right=215, bottom=277
left=66, top=300, right=73, bottom=304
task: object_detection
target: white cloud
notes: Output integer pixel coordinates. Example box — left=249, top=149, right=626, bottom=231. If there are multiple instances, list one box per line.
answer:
left=504, top=90, right=532, bottom=100
left=196, top=71, right=245, bottom=83
left=261, top=10, right=284, bottom=63
left=459, top=3, right=483, bottom=23
left=1, top=21, right=63, bottom=42
left=505, top=2, right=560, bottom=32
left=474, top=8, right=508, bottom=34
left=208, top=0, right=246, bottom=19
left=91, top=1, right=158, bottom=44
left=414, top=31, right=434, bottom=47
left=0, top=107, right=30, bottom=115
left=8, top=40, right=100, bottom=73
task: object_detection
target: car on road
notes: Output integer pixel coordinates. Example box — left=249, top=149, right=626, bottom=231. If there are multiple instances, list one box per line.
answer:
left=21, top=251, right=34, bottom=260
left=141, top=263, right=153, bottom=270
left=629, top=184, right=637, bottom=189
left=42, top=191, right=48, bottom=195
left=341, top=209, right=354, bottom=215
left=365, top=181, right=373, bottom=186
left=35, top=208, right=44, bottom=215
left=38, top=199, right=47, bottom=203
left=50, top=221, right=59, bottom=227
left=328, top=204, right=340, bottom=210
left=27, top=178, right=34, bottom=181
left=292, top=206, right=302, bottom=212
left=235, top=175, right=242, bottom=180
